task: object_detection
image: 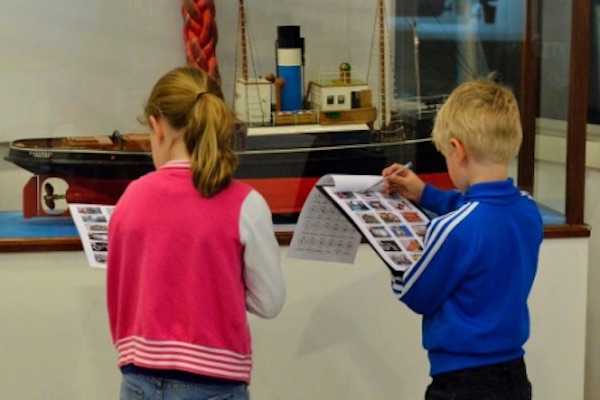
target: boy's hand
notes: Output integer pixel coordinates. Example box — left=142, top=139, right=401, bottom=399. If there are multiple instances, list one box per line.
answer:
left=382, top=163, right=426, bottom=203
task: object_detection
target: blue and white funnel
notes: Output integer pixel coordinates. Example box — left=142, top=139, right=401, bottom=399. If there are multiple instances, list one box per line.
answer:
left=276, top=26, right=304, bottom=111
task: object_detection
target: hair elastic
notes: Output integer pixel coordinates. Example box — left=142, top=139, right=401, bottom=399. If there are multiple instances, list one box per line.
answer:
left=196, top=92, right=207, bottom=101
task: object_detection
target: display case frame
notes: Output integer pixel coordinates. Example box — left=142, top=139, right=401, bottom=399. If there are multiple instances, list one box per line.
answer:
left=518, top=0, right=590, bottom=237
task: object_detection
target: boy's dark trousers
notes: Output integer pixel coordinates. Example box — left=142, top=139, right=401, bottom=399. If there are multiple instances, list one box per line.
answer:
left=425, top=357, right=531, bottom=400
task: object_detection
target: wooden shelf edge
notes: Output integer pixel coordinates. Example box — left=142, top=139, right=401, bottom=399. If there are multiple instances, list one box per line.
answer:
left=0, top=237, right=83, bottom=253
left=0, top=225, right=590, bottom=253
left=276, top=231, right=294, bottom=246
left=543, top=224, right=591, bottom=239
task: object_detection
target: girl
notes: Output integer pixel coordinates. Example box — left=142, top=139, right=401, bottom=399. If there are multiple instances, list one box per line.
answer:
left=107, top=66, right=286, bottom=400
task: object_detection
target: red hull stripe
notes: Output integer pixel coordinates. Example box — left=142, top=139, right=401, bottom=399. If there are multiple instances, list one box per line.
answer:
left=240, top=172, right=453, bottom=214
left=31, top=172, right=452, bottom=217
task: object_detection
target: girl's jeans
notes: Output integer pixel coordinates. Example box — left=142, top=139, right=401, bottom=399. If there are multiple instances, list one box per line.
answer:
left=120, top=372, right=250, bottom=400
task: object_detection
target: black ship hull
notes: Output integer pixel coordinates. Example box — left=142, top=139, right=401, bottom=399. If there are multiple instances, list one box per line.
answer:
left=5, top=125, right=448, bottom=217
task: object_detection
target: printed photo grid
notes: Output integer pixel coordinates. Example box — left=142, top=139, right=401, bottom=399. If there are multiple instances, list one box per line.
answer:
left=287, top=188, right=363, bottom=264
left=322, top=188, right=429, bottom=274
left=69, top=204, right=115, bottom=268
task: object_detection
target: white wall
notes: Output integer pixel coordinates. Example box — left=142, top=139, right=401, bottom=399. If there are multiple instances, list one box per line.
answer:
left=584, top=167, right=600, bottom=400
left=0, top=239, right=589, bottom=400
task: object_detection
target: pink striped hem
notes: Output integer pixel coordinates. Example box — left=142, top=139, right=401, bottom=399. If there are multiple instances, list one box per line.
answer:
left=115, top=336, right=252, bottom=382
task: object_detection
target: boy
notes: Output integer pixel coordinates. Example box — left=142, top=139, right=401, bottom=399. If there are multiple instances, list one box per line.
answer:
left=383, top=78, right=543, bottom=399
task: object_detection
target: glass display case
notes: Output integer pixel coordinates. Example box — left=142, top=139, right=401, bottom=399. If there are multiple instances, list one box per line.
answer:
left=393, top=0, right=589, bottom=235
left=0, top=0, right=591, bottom=252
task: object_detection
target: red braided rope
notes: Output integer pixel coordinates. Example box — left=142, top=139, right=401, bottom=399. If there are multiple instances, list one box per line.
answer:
left=182, top=0, right=220, bottom=84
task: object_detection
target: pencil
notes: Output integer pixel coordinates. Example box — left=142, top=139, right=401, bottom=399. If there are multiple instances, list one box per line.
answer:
left=364, top=161, right=413, bottom=192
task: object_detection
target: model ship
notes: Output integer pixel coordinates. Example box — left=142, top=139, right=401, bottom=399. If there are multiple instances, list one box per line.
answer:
left=4, top=0, right=450, bottom=221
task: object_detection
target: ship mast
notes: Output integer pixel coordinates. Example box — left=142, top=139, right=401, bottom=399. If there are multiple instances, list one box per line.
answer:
left=378, top=0, right=388, bottom=129
left=239, top=0, right=248, bottom=81
left=234, top=0, right=273, bottom=126
left=413, top=21, right=421, bottom=117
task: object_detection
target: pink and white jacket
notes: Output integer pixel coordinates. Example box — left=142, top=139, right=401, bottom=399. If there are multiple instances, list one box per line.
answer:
left=107, top=161, right=286, bottom=384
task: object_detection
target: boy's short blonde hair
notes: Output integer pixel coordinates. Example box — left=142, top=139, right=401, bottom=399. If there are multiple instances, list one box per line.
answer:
left=432, top=78, right=522, bottom=163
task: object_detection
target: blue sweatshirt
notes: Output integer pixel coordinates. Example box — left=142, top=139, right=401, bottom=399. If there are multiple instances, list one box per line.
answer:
left=391, top=179, right=543, bottom=376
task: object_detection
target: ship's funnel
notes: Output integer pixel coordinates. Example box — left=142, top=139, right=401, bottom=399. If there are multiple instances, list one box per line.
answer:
left=276, top=26, right=304, bottom=111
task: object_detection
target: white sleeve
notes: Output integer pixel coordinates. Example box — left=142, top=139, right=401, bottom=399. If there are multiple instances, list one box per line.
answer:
left=240, top=190, right=286, bottom=318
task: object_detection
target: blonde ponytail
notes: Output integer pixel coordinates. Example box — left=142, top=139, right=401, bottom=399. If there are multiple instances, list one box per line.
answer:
left=186, top=92, right=239, bottom=197
left=142, top=66, right=239, bottom=197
